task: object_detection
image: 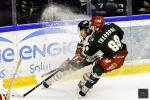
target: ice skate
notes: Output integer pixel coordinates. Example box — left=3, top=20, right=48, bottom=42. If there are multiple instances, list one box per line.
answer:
left=42, top=81, right=50, bottom=88
left=78, top=80, right=90, bottom=96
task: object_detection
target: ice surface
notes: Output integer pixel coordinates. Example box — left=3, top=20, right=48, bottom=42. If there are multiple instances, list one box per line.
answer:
left=11, top=73, right=150, bottom=100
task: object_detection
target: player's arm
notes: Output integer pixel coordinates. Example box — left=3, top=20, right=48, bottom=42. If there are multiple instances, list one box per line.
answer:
left=75, top=41, right=84, bottom=56
left=81, top=45, right=103, bottom=63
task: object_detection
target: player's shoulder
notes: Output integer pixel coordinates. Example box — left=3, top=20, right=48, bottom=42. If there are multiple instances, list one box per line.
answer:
left=105, top=23, right=118, bottom=27
left=105, top=23, right=122, bottom=32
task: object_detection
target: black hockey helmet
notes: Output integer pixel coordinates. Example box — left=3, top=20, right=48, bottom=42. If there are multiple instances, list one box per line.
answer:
left=78, top=20, right=90, bottom=31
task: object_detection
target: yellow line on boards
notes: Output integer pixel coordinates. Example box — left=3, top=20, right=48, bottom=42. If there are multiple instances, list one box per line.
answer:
left=3, top=75, right=37, bottom=88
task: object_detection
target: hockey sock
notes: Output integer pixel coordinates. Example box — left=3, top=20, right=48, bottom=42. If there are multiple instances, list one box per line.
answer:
left=85, top=64, right=104, bottom=88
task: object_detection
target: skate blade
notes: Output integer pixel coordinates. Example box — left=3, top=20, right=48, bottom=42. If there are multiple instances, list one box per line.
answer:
left=77, top=94, right=84, bottom=99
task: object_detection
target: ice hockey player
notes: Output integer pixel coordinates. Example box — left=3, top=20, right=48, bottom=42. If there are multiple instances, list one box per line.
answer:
left=42, top=20, right=93, bottom=88
left=78, top=16, right=128, bottom=96
left=0, top=79, right=6, bottom=100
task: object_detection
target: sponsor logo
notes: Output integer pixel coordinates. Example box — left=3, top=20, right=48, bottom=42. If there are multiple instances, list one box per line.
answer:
left=30, top=62, right=52, bottom=74
left=0, top=69, right=5, bottom=78
left=0, top=27, right=78, bottom=62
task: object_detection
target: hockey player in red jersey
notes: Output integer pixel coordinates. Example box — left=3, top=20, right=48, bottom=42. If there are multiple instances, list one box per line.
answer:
left=78, top=16, right=128, bottom=96
left=0, top=79, right=6, bottom=100
left=42, top=20, right=93, bottom=88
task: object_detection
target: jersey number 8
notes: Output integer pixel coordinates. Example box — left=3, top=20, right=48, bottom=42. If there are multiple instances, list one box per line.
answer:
left=108, top=35, right=122, bottom=52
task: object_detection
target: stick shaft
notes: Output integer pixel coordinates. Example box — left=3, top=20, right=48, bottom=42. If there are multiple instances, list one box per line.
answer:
left=23, top=70, right=59, bottom=97
left=6, top=57, right=22, bottom=100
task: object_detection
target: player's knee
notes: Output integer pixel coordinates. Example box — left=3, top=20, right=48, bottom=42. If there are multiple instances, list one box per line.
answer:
left=92, top=64, right=104, bottom=76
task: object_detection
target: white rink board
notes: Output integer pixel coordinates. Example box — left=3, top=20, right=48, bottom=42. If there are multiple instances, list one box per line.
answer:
left=0, top=16, right=150, bottom=79
left=0, top=26, right=80, bottom=79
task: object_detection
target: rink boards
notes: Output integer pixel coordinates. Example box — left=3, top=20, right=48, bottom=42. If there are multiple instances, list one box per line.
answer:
left=3, top=60, right=150, bottom=88
left=0, top=14, right=150, bottom=88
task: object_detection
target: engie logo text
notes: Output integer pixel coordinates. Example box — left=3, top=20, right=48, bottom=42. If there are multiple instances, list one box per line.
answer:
left=0, top=27, right=79, bottom=63
left=0, top=41, right=77, bottom=62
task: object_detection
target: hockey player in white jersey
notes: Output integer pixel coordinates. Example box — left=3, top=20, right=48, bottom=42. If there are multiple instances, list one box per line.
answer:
left=42, top=20, right=94, bottom=88
left=0, top=79, right=6, bottom=100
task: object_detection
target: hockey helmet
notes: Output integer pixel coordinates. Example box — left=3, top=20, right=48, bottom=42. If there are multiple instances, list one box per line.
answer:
left=78, top=20, right=91, bottom=39
left=91, top=16, right=105, bottom=28
left=78, top=20, right=90, bottom=31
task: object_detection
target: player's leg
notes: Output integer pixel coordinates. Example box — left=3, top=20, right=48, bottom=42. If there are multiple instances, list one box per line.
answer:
left=78, top=63, right=104, bottom=96
left=78, top=50, right=128, bottom=96
left=43, top=59, right=70, bottom=88
left=0, top=94, right=6, bottom=100
left=43, top=71, right=66, bottom=88
left=0, top=79, right=6, bottom=100
left=42, top=58, right=91, bottom=88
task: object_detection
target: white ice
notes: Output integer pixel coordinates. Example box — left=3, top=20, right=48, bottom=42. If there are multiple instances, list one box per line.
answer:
left=11, top=73, right=150, bottom=100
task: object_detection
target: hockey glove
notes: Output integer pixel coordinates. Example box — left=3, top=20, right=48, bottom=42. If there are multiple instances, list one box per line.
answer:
left=72, top=54, right=86, bottom=63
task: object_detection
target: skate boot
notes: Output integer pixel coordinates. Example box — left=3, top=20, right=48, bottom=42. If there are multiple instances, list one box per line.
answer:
left=42, top=71, right=65, bottom=88
left=78, top=70, right=101, bottom=96
left=78, top=81, right=90, bottom=96
left=78, top=72, right=92, bottom=96
left=43, top=81, right=49, bottom=88
left=42, top=79, right=54, bottom=88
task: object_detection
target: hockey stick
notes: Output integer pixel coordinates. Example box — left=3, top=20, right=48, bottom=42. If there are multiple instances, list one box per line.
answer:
left=22, top=70, right=59, bottom=97
left=6, top=57, right=22, bottom=100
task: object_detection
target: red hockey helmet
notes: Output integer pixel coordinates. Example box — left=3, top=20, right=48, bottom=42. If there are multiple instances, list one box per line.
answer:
left=91, top=16, right=105, bottom=28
